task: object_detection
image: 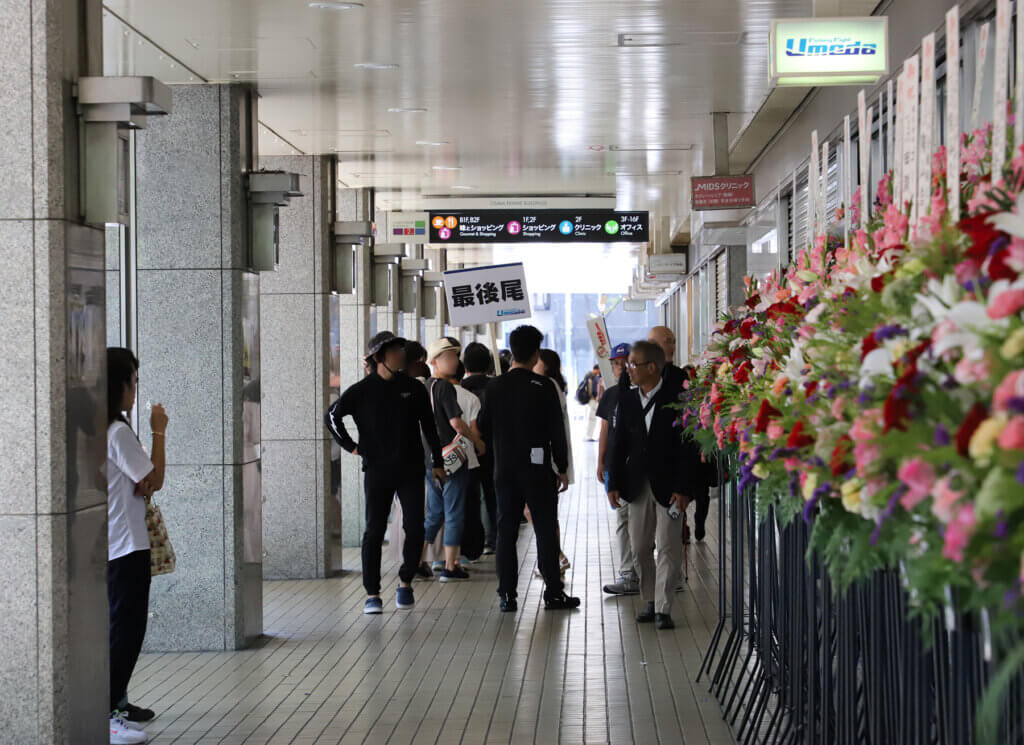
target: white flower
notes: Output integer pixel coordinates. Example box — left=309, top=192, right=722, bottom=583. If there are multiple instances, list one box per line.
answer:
left=859, top=347, right=894, bottom=389
left=783, top=343, right=807, bottom=382
left=913, top=274, right=962, bottom=323
left=987, top=192, right=1024, bottom=238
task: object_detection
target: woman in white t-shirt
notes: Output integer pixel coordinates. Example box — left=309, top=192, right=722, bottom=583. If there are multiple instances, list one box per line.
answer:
left=106, top=348, right=169, bottom=745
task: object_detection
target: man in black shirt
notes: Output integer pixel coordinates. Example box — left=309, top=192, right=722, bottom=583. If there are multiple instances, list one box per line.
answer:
left=477, top=325, right=581, bottom=613
left=461, top=342, right=497, bottom=554
left=325, top=331, right=446, bottom=615
left=596, top=343, right=639, bottom=596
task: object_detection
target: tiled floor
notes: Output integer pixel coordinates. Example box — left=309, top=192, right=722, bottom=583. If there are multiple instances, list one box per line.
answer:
left=132, top=441, right=736, bottom=745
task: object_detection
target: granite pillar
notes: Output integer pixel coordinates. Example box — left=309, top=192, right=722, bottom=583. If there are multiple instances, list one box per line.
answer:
left=336, top=188, right=373, bottom=547
left=0, top=0, right=109, bottom=741
left=423, top=247, right=447, bottom=346
left=257, top=155, right=339, bottom=579
left=133, top=83, right=262, bottom=651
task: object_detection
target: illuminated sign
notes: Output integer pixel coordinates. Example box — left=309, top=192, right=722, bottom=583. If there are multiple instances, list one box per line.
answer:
left=691, top=175, right=756, bottom=210
left=428, top=209, right=649, bottom=243
left=769, top=17, right=889, bottom=87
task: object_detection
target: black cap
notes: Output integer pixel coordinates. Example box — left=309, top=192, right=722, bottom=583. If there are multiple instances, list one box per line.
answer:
left=366, top=331, right=406, bottom=359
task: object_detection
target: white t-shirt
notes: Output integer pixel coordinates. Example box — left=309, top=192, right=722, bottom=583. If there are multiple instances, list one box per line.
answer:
left=107, top=421, right=154, bottom=561
left=453, top=385, right=482, bottom=470
left=547, top=378, right=575, bottom=484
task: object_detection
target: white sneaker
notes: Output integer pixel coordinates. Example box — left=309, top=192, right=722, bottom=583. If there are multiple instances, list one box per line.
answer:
left=110, top=713, right=147, bottom=744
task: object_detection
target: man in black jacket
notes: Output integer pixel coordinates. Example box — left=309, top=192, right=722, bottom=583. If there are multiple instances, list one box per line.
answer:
left=461, top=342, right=497, bottom=554
left=477, top=325, right=580, bottom=613
left=607, top=340, right=700, bottom=630
left=325, top=331, right=447, bottom=616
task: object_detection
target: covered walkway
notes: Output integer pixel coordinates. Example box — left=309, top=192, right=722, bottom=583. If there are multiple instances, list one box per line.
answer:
left=131, top=444, right=734, bottom=745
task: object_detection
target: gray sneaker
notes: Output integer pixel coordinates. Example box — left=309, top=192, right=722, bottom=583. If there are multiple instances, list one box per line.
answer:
left=602, top=576, right=640, bottom=595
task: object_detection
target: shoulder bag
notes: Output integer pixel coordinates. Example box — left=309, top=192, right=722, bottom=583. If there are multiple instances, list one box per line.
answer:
left=146, top=498, right=177, bottom=576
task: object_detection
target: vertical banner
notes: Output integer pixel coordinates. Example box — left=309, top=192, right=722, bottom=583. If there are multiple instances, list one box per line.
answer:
left=902, top=55, right=920, bottom=223
left=972, top=22, right=990, bottom=130
left=821, top=139, right=830, bottom=229
left=947, top=7, right=962, bottom=222
left=843, top=115, right=852, bottom=244
left=888, top=80, right=896, bottom=172
left=810, top=130, right=820, bottom=238
left=1017, top=0, right=1024, bottom=150
left=918, top=33, right=937, bottom=230
left=878, top=91, right=887, bottom=169
left=791, top=169, right=798, bottom=252
left=858, top=91, right=869, bottom=228
left=895, top=73, right=906, bottom=206
left=586, top=315, right=615, bottom=385
left=992, top=0, right=1011, bottom=182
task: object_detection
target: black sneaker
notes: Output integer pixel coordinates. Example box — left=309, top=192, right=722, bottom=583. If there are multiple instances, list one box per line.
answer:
left=543, top=591, right=581, bottom=610
left=695, top=522, right=706, bottom=542
left=482, top=544, right=495, bottom=556
left=120, top=703, right=155, bottom=723
left=655, top=613, right=675, bottom=630
left=439, top=565, right=470, bottom=582
left=499, top=592, right=518, bottom=612
left=416, top=562, right=433, bottom=579
left=636, top=602, right=656, bottom=623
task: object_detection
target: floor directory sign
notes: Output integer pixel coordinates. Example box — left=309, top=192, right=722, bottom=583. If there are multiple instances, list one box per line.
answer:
left=443, top=263, right=532, bottom=327
left=429, top=210, right=648, bottom=243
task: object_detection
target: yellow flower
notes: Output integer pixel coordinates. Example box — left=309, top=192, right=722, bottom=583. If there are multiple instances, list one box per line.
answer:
left=1001, top=327, right=1024, bottom=360
left=752, top=463, right=769, bottom=479
left=802, top=472, right=819, bottom=501
left=840, top=479, right=863, bottom=513
left=969, top=417, right=1008, bottom=462
left=717, top=361, right=732, bottom=379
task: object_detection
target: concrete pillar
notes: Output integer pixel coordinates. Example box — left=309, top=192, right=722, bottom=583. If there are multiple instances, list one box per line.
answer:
left=336, top=188, right=373, bottom=547
left=727, top=244, right=749, bottom=312
left=0, top=0, right=109, bottom=740
left=134, top=84, right=261, bottom=651
left=423, top=247, right=447, bottom=345
left=257, top=154, right=337, bottom=579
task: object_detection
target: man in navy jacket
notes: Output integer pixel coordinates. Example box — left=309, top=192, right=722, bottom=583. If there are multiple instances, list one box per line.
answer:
left=607, top=340, right=700, bottom=630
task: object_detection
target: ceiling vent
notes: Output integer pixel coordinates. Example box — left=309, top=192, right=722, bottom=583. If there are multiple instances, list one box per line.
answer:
left=609, top=144, right=693, bottom=152
left=618, top=31, right=743, bottom=48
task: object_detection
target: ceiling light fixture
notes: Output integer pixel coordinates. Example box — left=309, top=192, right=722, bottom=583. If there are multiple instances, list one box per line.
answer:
left=452, top=185, right=475, bottom=190
left=388, top=107, right=427, bottom=113
left=355, top=62, right=399, bottom=70
left=308, top=1, right=364, bottom=9
left=416, top=140, right=449, bottom=146
left=432, top=165, right=461, bottom=171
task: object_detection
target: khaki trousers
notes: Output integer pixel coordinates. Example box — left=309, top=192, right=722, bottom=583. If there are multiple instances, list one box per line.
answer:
left=627, top=482, right=683, bottom=615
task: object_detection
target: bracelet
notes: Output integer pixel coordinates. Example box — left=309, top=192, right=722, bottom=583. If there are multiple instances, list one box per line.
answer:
left=153, top=432, right=166, bottom=437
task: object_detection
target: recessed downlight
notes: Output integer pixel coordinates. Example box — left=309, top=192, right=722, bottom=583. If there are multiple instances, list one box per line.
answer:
left=452, top=185, right=475, bottom=190
left=416, top=140, right=449, bottom=146
left=355, top=62, right=399, bottom=70
left=432, top=165, right=462, bottom=171
left=388, top=107, right=427, bottom=113
left=309, top=1, right=363, bottom=9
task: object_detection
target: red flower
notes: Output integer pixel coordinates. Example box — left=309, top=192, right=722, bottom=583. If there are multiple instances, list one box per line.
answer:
left=830, top=435, right=852, bottom=477
left=870, top=273, right=892, bottom=293
left=723, top=319, right=740, bottom=334
left=958, top=212, right=1004, bottom=262
left=955, top=402, right=989, bottom=456
left=786, top=420, right=815, bottom=449
left=754, top=399, right=782, bottom=433
left=739, top=317, right=757, bottom=339
left=730, top=345, right=749, bottom=365
left=733, top=361, right=752, bottom=384
left=766, top=301, right=799, bottom=320
left=883, top=389, right=911, bottom=433
left=987, top=243, right=1021, bottom=281
left=860, top=332, right=879, bottom=361
left=804, top=380, right=819, bottom=397
left=745, top=294, right=762, bottom=309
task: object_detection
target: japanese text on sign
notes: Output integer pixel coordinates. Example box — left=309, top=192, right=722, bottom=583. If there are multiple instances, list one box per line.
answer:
left=429, top=210, right=649, bottom=243
left=443, top=263, right=532, bottom=327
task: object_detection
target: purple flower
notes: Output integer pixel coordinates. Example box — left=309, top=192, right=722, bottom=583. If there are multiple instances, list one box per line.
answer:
left=934, top=424, right=951, bottom=447
left=1008, top=397, right=1024, bottom=415
left=874, top=324, right=907, bottom=341
left=870, top=486, right=906, bottom=546
left=1017, top=461, right=1024, bottom=485
left=990, top=235, right=1009, bottom=256
left=995, top=522, right=1008, bottom=539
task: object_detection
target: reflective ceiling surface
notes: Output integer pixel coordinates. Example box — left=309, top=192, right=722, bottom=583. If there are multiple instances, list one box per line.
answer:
left=103, top=0, right=824, bottom=232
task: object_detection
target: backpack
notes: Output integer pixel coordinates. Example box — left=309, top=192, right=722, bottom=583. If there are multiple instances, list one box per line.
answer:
left=575, top=377, right=592, bottom=406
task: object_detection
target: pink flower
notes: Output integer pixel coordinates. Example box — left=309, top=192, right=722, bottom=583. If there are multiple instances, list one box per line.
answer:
left=967, top=181, right=999, bottom=214
left=850, top=409, right=882, bottom=442
left=798, top=285, right=817, bottom=305
left=862, top=477, right=886, bottom=501
left=831, top=397, right=846, bottom=420
left=873, top=204, right=909, bottom=251
left=699, top=400, right=713, bottom=428
left=994, top=370, right=1024, bottom=413
left=932, top=475, right=965, bottom=523
left=784, top=457, right=801, bottom=471
left=854, top=441, right=882, bottom=478
left=1011, top=143, right=1024, bottom=175
left=767, top=421, right=785, bottom=440
left=955, top=259, right=982, bottom=287
left=954, top=356, right=991, bottom=385
left=987, top=287, right=1024, bottom=319
left=1009, top=237, right=1024, bottom=274
left=898, top=458, right=936, bottom=510
left=943, top=504, right=977, bottom=562
left=998, top=416, right=1024, bottom=450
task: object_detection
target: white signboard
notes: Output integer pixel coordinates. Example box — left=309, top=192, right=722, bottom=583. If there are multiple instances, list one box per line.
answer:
left=971, top=22, right=990, bottom=130
left=993, top=0, right=1011, bottom=182
left=858, top=91, right=870, bottom=228
left=947, top=7, right=961, bottom=221
left=442, top=263, right=532, bottom=327
left=587, top=316, right=616, bottom=385
left=843, top=115, right=852, bottom=243
left=769, top=17, right=889, bottom=86
left=810, top=130, right=820, bottom=237
left=918, top=33, right=937, bottom=231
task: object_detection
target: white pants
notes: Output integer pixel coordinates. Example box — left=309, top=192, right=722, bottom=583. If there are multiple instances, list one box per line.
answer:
left=628, top=483, right=684, bottom=615
left=585, top=399, right=600, bottom=440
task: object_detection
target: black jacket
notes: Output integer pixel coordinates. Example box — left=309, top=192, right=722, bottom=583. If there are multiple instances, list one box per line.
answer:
left=477, top=368, right=568, bottom=479
left=607, top=382, right=701, bottom=507
left=325, top=372, right=443, bottom=473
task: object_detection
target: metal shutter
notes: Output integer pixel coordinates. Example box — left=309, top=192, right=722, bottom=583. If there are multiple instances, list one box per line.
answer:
left=790, top=170, right=810, bottom=261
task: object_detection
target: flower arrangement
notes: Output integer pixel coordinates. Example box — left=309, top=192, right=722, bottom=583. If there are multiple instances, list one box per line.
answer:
left=679, top=126, right=1024, bottom=643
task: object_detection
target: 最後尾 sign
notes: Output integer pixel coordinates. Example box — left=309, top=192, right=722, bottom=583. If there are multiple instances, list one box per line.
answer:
left=443, top=263, right=532, bottom=327
left=428, top=209, right=648, bottom=243
left=586, top=315, right=616, bottom=385
left=691, top=176, right=756, bottom=211
left=769, top=17, right=889, bottom=87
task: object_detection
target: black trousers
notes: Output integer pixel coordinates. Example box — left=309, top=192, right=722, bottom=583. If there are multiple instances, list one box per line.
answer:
left=479, top=454, right=498, bottom=546
left=108, top=549, right=152, bottom=711
left=363, top=467, right=425, bottom=596
left=694, top=491, right=710, bottom=532
left=495, top=469, right=563, bottom=597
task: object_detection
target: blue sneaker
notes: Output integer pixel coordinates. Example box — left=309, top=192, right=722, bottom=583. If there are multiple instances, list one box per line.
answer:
left=364, top=597, right=383, bottom=615
left=396, top=586, right=414, bottom=609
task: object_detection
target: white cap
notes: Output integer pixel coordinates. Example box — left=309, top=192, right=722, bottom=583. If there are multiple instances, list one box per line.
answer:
left=427, top=337, right=461, bottom=363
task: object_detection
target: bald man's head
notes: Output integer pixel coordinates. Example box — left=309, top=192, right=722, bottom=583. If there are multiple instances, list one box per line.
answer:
left=649, top=326, right=676, bottom=362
